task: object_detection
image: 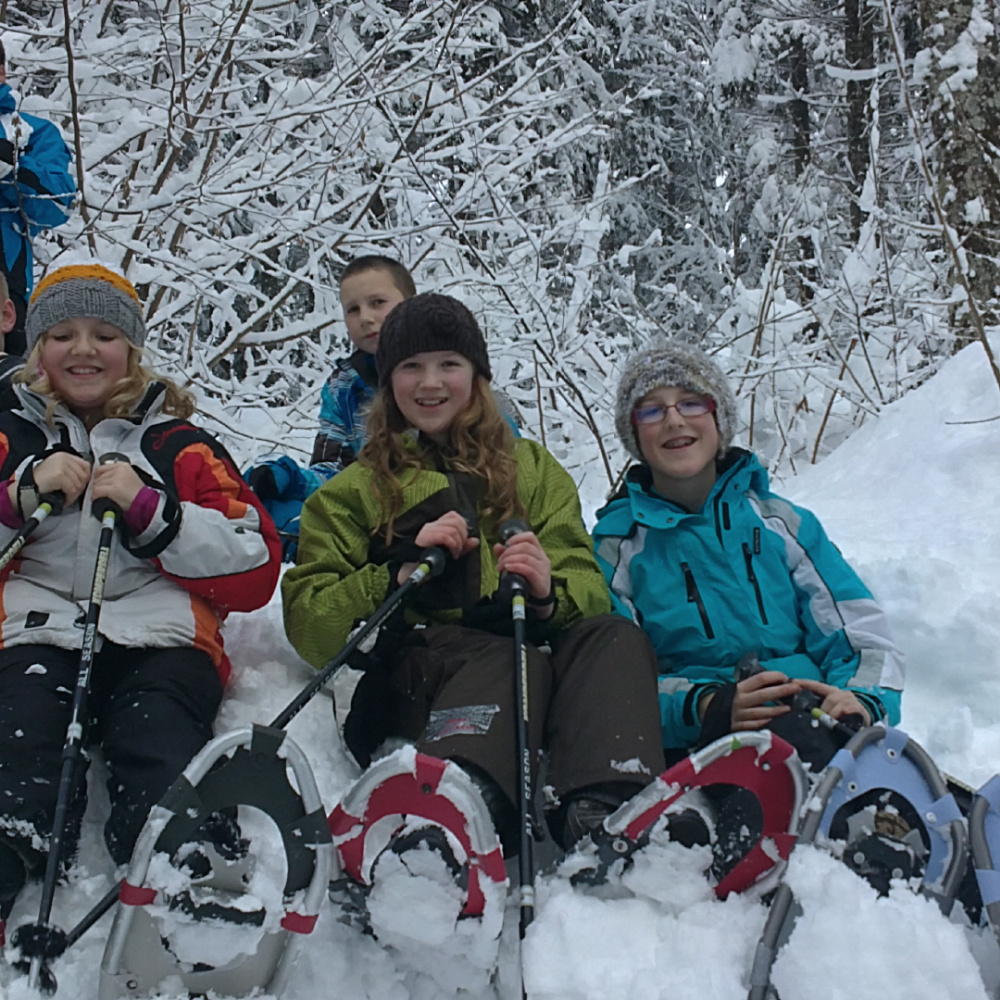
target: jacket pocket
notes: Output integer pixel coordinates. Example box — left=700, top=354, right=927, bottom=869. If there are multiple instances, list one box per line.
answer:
left=681, top=562, right=714, bottom=639
left=742, top=543, right=768, bottom=624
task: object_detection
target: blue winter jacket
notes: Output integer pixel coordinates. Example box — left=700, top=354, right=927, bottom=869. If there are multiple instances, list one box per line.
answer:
left=310, top=349, right=377, bottom=469
left=0, top=85, right=74, bottom=313
left=592, top=449, right=904, bottom=750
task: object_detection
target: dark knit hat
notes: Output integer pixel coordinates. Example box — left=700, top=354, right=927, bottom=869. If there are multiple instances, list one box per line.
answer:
left=615, top=339, right=738, bottom=461
left=376, top=292, right=492, bottom=385
left=26, top=263, right=146, bottom=353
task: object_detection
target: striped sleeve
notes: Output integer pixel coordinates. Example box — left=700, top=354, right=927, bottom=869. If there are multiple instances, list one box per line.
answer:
left=138, top=433, right=281, bottom=613
left=750, top=492, right=904, bottom=724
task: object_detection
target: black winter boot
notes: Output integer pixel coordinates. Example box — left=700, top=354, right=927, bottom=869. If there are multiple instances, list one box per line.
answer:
left=0, top=837, right=28, bottom=922
left=561, top=781, right=645, bottom=849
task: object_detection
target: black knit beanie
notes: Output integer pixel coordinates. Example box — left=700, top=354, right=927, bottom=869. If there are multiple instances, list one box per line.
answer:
left=376, top=292, right=492, bottom=385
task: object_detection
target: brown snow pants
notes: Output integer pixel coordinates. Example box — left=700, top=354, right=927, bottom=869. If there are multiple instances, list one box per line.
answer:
left=366, top=613, right=664, bottom=832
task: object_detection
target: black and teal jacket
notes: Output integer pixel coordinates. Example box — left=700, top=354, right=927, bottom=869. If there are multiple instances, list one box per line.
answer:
left=592, top=449, right=904, bottom=749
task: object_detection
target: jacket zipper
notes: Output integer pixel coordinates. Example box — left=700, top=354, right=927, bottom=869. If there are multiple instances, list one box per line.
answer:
left=681, top=562, right=715, bottom=638
left=742, top=543, right=768, bottom=624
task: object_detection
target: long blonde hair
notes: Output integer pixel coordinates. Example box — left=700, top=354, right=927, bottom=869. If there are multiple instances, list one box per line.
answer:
left=360, top=373, right=524, bottom=543
left=17, top=334, right=196, bottom=425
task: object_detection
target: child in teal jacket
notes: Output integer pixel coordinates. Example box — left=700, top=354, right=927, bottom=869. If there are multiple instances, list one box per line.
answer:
left=593, top=340, right=904, bottom=767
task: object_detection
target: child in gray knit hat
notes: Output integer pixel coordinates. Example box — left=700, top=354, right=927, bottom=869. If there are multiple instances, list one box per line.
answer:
left=0, top=261, right=280, bottom=927
left=593, top=339, right=903, bottom=873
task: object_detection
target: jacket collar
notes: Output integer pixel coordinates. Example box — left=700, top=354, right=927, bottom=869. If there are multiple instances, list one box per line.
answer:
left=611, top=448, right=768, bottom=530
left=0, top=84, right=15, bottom=116
left=336, top=349, right=379, bottom=389
left=13, top=380, right=169, bottom=429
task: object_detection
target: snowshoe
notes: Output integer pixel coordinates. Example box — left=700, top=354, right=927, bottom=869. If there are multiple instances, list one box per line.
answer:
left=570, top=731, right=808, bottom=899
left=968, top=774, right=1000, bottom=947
left=327, top=747, right=507, bottom=990
left=748, top=725, right=968, bottom=1000
left=99, top=724, right=332, bottom=999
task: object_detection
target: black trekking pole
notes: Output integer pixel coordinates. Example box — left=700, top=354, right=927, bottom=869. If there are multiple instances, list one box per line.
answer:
left=32, top=542, right=450, bottom=972
left=0, top=491, right=64, bottom=573
left=12, top=456, right=123, bottom=995
left=498, top=519, right=536, bottom=942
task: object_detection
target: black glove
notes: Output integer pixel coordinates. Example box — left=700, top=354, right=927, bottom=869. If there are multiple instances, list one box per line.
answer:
left=0, top=138, right=14, bottom=166
left=343, top=664, right=394, bottom=770
left=697, top=682, right=736, bottom=748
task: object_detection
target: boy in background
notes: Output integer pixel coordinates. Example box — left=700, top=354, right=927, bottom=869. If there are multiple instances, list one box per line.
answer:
left=247, top=256, right=415, bottom=558
left=0, top=37, right=75, bottom=355
left=311, top=255, right=414, bottom=469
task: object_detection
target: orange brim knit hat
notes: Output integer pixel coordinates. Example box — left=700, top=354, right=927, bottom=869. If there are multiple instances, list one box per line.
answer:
left=25, top=263, right=146, bottom=353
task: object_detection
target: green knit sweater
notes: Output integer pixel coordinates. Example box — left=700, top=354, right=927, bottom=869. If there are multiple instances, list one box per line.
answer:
left=282, top=436, right=610, bottom=668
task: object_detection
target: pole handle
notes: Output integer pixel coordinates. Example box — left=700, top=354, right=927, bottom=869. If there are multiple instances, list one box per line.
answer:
left=498, top=518, right=530, bottom=598
left=91, top=453, right=130, bottom=521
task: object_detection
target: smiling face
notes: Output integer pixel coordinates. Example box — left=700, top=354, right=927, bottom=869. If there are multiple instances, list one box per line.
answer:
left=390, top=350, right=475, bottom=443
left=634, top=385, right=720, bottom=510
left=339, top=268, right=408, bottom=356
left=40, top=317, right=131, bottom=424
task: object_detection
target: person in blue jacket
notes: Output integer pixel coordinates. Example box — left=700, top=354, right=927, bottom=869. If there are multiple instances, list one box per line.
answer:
left=0, top=38, right=75, bottom=355
left=593, top=339, right=904, bottom=770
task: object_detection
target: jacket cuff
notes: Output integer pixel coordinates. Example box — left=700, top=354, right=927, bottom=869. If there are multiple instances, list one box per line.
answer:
left=123, top=485, right=162, bottom=536
left=122, top=489, right=182, bottom=558
left=0, top=479, right=24, bottom=529
left=853, top=691, right=885, bottom=723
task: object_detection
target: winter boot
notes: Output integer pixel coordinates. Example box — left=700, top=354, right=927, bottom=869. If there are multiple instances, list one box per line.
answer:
left=328, top=747, right=507, bottom=991
left=561, top=782, right=648, bottom=849
left=569, top=731, right=807, bottom=898
left=0, top=838, right=28, bottom=946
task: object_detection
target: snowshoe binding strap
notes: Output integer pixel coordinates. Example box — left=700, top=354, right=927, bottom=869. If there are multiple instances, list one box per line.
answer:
left=572, top=731, right=807, bottom=898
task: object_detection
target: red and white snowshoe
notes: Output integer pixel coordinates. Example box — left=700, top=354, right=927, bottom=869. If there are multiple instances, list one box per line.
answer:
left=328, top=747, right=507, bottom=990
left=570, top=731, right=808, bottom=898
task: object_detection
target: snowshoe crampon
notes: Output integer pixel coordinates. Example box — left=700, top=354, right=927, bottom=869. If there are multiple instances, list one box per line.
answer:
left=571, top=731, right=808, bottom=898
left=99, top=724, right=333, bottom=999
left=328, top=747, right=507, bottom=989
left=748, top=726, right=968, bottom=1000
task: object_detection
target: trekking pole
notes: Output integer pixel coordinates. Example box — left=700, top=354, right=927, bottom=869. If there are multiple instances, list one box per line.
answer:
left=498, top=519, right=536, bottom=941
left=38, top=542, right=451, bottom=966
left=0, top=491, right=64, bottom=573
left=13, top=456, right=124, bottom=996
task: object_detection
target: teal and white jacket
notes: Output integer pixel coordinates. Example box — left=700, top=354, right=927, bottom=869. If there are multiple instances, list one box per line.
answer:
left=592, top=449, right=904, bottom=750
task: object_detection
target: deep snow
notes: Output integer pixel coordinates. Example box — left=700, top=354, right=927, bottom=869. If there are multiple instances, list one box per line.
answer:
left=2, top=334, right=999, bottom=1000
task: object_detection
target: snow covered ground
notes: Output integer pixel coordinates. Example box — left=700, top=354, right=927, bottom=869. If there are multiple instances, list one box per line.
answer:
left=2, top=334, right=999, bottom=1000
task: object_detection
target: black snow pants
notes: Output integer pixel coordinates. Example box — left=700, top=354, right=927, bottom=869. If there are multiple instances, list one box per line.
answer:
left=0, top=642, right=222, bottom=871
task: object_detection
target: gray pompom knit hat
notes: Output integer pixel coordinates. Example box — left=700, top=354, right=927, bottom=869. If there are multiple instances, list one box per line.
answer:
left=376, top=292, right=492, bottom=385
left=615, top=339, right=738, bottom=462
left=25, top=263, right=146, bottom=354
